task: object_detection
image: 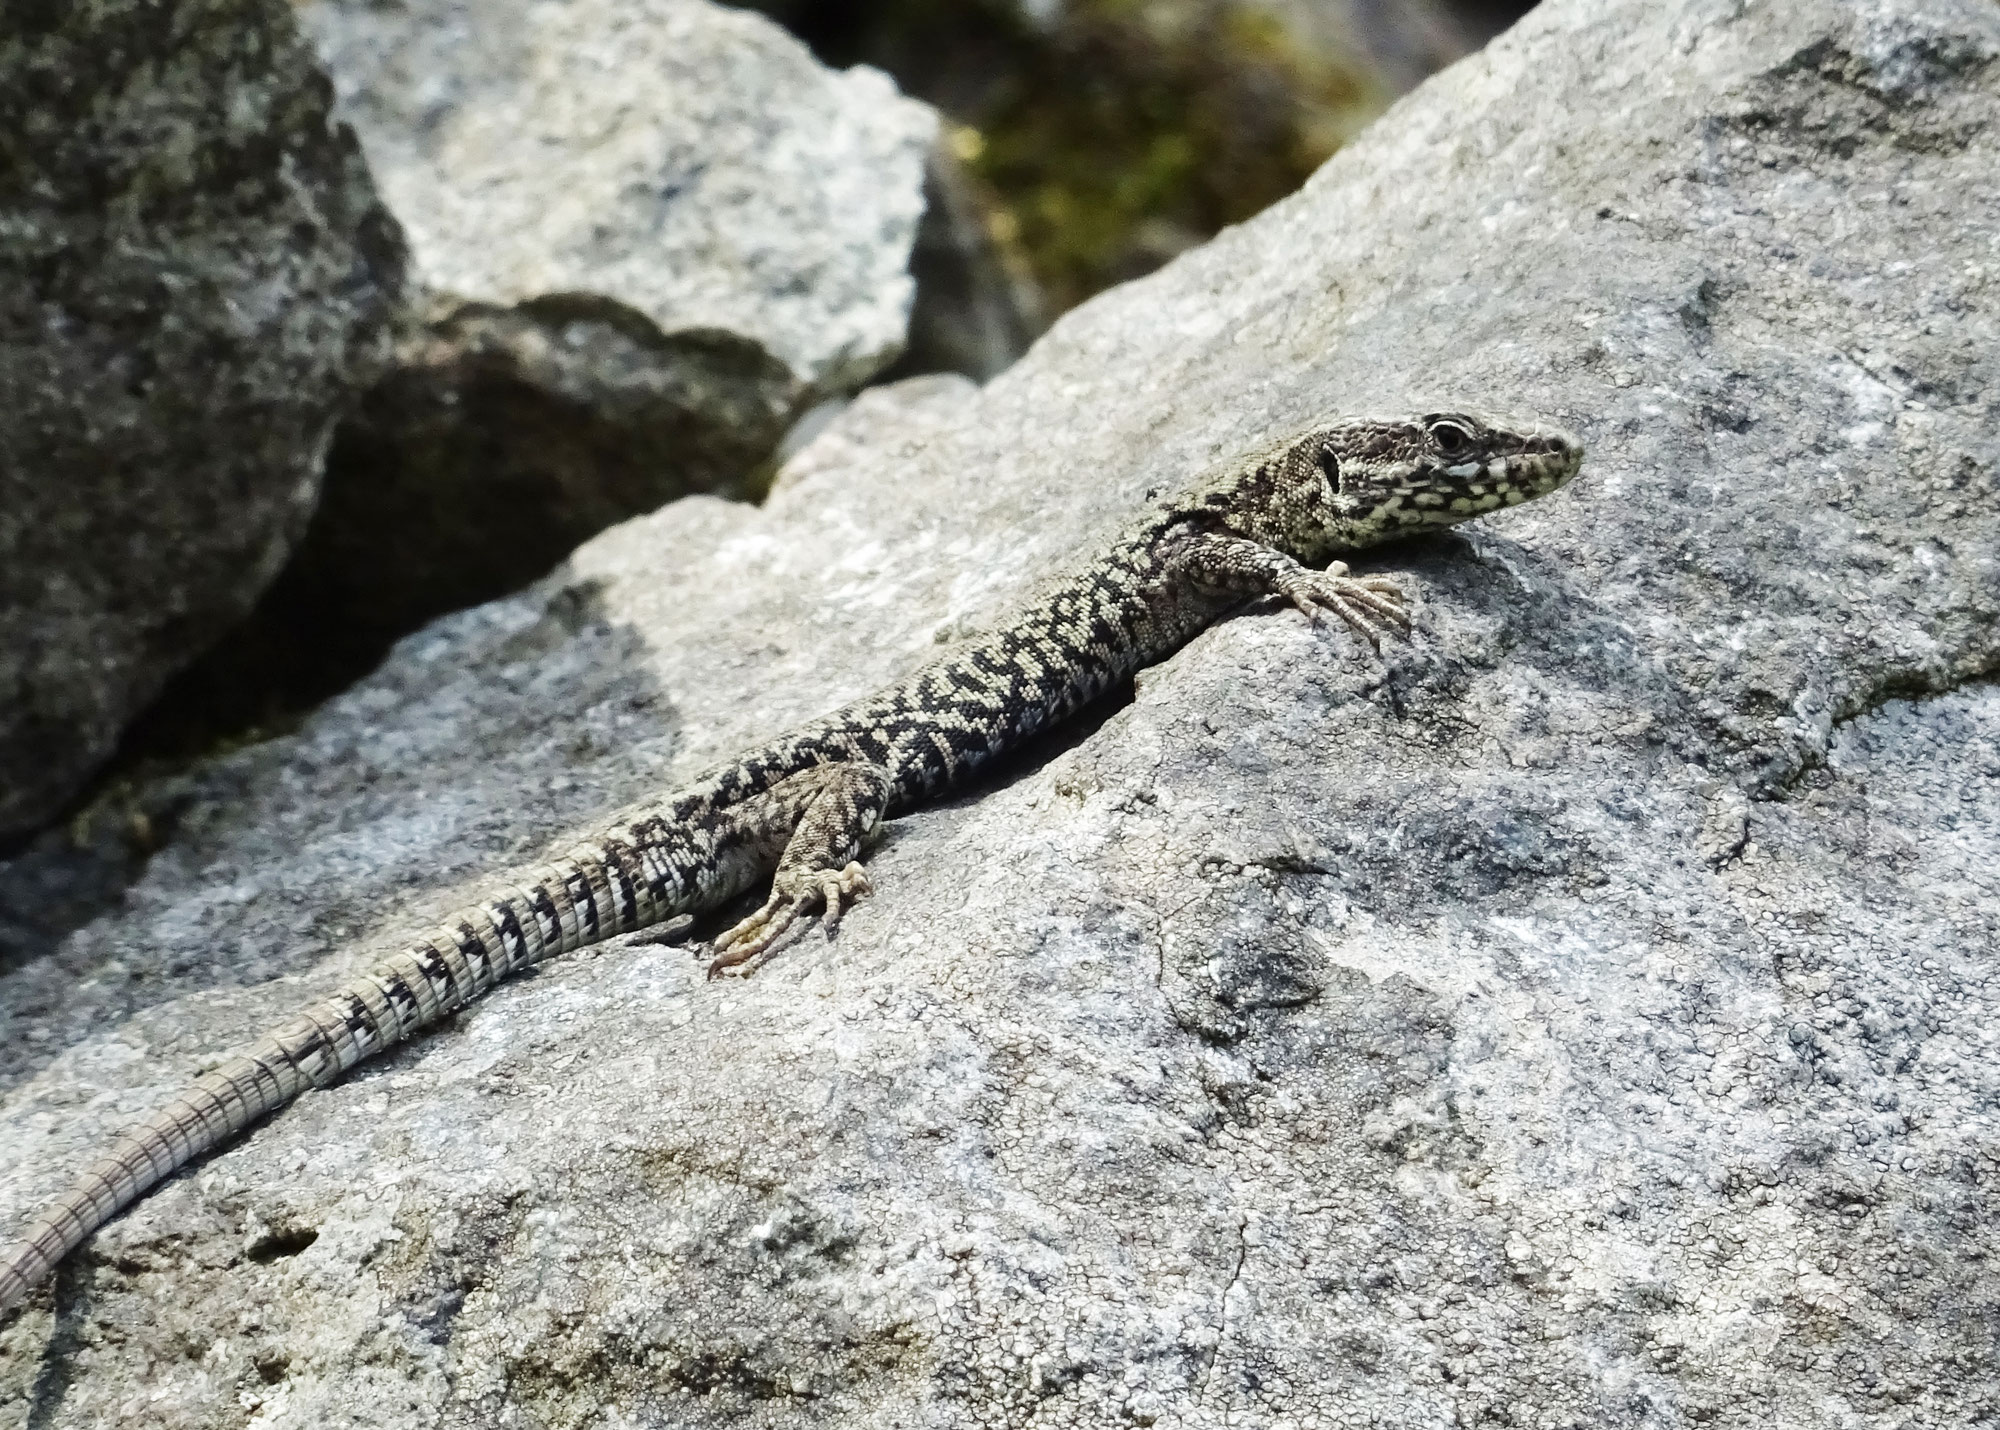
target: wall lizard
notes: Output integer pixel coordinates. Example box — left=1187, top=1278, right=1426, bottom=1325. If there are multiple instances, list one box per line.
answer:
left=0, top=410, right=1581, bottom=1316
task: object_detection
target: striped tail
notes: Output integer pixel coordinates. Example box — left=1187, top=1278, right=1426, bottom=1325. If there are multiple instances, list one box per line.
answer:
left=0, top=834, right=686, bottom=1317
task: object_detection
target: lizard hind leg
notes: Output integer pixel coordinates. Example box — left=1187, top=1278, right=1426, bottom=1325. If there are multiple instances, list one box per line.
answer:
left=706, top=760, right=891, bottom=978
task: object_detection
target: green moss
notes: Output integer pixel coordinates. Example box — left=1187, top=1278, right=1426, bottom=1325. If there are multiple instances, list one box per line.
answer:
left=742, top=0, right=1386, bottom=317
left=955, top=0, right=1385, bottom=312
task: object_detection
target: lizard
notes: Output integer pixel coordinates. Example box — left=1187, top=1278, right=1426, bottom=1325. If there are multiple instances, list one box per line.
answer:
left=0, top=409, right=1582, bottom=1318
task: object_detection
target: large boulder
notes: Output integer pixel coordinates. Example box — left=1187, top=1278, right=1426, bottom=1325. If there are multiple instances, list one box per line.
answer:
left=3, top=0, right=1998, bottom=1425
left=0, top=0, right=404, bottom=840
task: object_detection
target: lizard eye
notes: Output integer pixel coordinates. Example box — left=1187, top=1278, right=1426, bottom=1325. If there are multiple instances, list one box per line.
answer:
left=1315, top=446, right=1341, bottom=486
left=1429, top=421, right=1472, bottom=455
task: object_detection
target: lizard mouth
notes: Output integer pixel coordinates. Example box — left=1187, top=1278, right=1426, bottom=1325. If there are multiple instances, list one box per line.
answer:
left=1530, top=422, right=1584, bottom=465
left=1429, top=430, right=1582, bottom=513
left=1509, top=425, right=1584, bottom=501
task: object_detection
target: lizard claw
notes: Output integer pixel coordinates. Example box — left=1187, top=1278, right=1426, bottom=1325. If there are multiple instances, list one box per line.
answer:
left=706, top=862, right=873, bottom=978
left=1279, top=562, right=1411, bottom=648
left=815, top=861, right=872, bottom=933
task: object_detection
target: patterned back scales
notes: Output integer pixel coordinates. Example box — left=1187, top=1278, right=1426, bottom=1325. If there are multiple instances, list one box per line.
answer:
left=0, top=410, right=1581, bottom=1316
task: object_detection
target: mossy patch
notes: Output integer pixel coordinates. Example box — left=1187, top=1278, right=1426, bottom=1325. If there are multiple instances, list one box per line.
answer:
left=746, top=0, right=1386, bottom=314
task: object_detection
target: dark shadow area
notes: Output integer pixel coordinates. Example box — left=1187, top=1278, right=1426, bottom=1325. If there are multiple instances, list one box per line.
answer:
left=879, top=151, right=1045, bottom=385
left=1448, top=0, right=1541, bottom=33
left=0, top=785, right=176, bottom=982
left=119, top=317, right=793, bottom=767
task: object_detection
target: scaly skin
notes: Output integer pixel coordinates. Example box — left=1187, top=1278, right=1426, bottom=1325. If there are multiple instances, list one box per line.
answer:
left=0, top=410, right=1581, bottom=1318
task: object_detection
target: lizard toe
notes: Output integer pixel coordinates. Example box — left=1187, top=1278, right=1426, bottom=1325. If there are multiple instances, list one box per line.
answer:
left=707, top=891, right=796, bottom=976
left=816, top=862, right=874, bottom=933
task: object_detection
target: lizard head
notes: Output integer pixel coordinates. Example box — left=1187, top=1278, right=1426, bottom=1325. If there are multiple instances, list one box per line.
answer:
left=1294, top=410, right=1583, bottom=554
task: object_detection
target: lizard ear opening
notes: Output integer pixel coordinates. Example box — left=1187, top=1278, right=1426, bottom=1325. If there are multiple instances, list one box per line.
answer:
left=1315, top=446, right=1341, bottom=488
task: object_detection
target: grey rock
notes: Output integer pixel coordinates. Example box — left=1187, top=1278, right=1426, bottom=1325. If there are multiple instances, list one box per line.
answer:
left=0, top=0, right=404, bottom=841
left=298, top=0, right=935, bottom=395
left=4, top=0, right=1999, bottom=1425
left=210, top=0, right=936, bottom=735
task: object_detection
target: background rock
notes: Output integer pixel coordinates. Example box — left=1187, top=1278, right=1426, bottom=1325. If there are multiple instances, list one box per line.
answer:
left=0, top=0, right=404, bottom=841
left=1222, top=0, right=1533, bottom=93
left=4, top=0, right=2000, bottom=1426
left=131, top=0, right=937, bottom=755
left=741, top=0, right=1382, bottom=316
left=299, top=0, right=934, bottom=394
left=883, top=146, right=1046, bottom=385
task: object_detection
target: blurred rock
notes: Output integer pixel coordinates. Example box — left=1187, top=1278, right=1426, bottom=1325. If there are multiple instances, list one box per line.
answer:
left=1264, top=0, right=1533, bottom=94
left=883, top=145, right=1045, bottom=384
left=739, top=0, right=1524, bottom=327
left=738, top=0, right=1375, bottom=317
left=0, top=0, right=404, bottom=841
left=299, top=0, right=934, bottom=395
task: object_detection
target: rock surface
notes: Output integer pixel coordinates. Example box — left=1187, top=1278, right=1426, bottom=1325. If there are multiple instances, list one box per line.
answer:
left=4, top=0, right=1999, bottom=1426
left=0, top=0, right=404, bottom=840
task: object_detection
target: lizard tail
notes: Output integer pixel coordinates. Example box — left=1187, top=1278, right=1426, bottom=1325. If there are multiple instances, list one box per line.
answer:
left=0, top=845, right=655, bottom=1317
left=0, top=1039, right=325, bottom=1316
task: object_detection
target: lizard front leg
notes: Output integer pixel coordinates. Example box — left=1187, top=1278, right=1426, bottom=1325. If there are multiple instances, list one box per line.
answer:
left=1177, top=533, right=1411, bottom=646
left=706, top=760, right=892, bottom=977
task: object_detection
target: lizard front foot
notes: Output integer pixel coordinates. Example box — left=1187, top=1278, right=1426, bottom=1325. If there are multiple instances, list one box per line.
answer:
left=706, top=861, right=873, bottom=977
left=1278, top=562, right=1410, bottom=647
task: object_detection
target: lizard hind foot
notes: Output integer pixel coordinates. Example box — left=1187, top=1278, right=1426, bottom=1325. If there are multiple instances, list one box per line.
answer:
left=705, top=862, right=873, bottom=978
